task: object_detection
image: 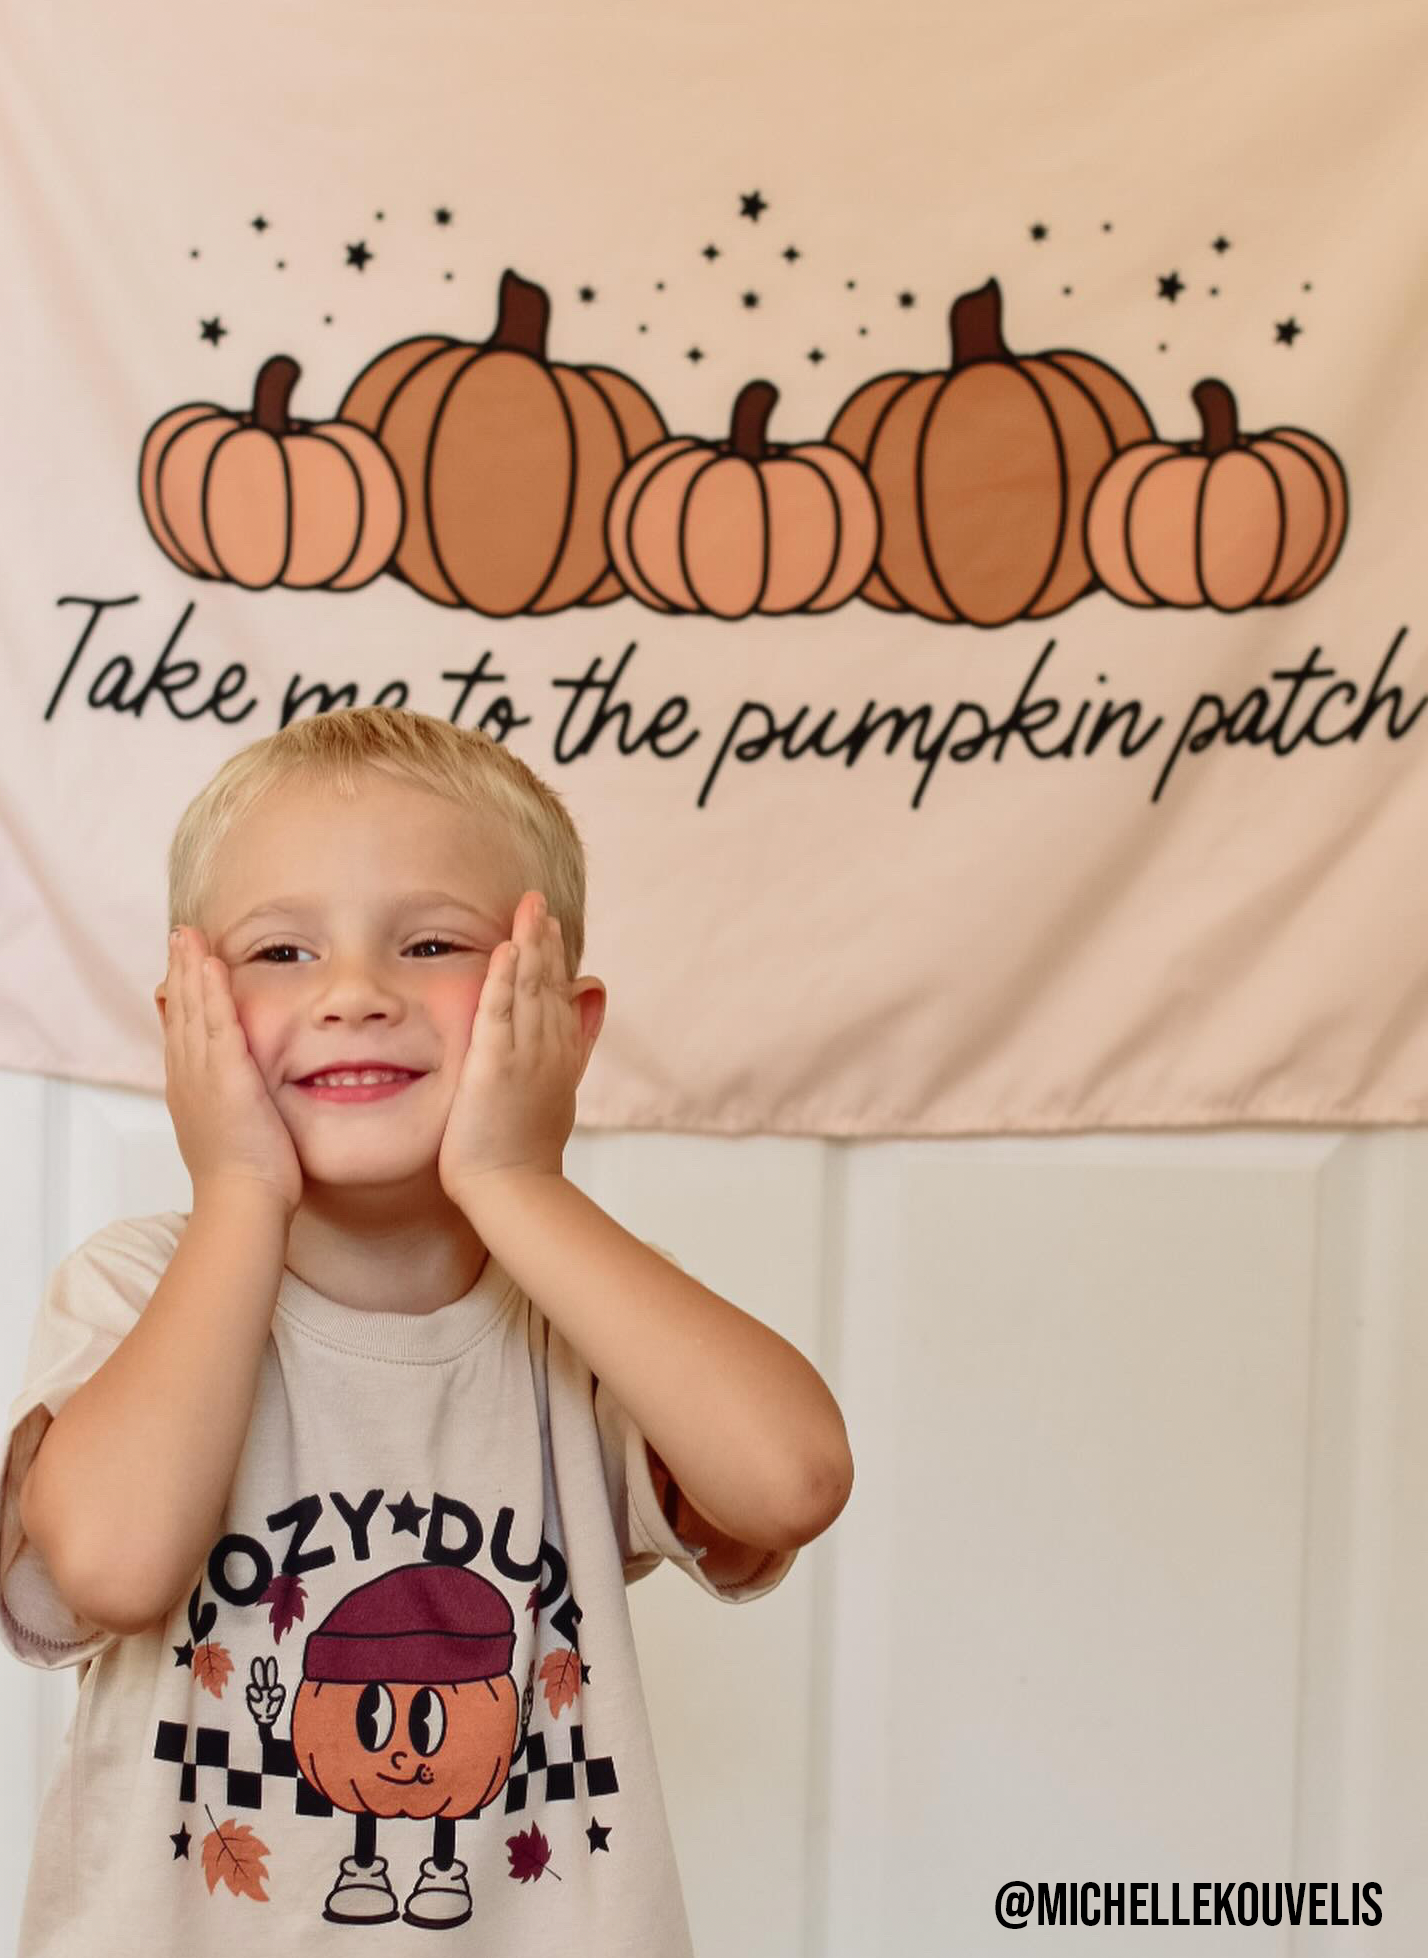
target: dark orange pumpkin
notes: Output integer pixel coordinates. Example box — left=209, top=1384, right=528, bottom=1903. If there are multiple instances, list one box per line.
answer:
left=291, top=1674, right=519, bottom=1822
left=336, top=269, right=667, bottom=615
left=139, top=356, right=403, bottom=591
left=1084, top=378, right=1349, bottom=610
left=826, top=278, right=1156, bottom=626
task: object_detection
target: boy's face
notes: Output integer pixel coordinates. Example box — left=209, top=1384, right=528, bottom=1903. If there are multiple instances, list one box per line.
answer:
left=162, top=772, right=602, bottom=1198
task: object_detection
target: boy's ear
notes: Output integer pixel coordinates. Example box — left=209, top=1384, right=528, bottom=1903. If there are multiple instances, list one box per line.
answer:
left=571, top=977, right=606, bottom=1087
left=153, top=983, right=167, bottom=1032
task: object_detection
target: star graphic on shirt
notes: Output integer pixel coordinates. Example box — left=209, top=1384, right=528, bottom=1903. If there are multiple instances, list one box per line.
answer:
left=1157, top=271, right=1185, bottom=302
left=172, top=1638, right=194, bottom=1668
left=580, top=1661, right=591, bottom=1684
left=388, top=1492, right=430, bottom=1535
left=586, top=1819, right=611, bottom=1852
left=199, top=317, right=228, bottom=346
left=345, top=240, right=374, bottom=271
left=740, top=190, right=767, bottom=221
left=1274, top=316, right=1303, bottom=345
left=171, top=1823, right=192, bottom=1859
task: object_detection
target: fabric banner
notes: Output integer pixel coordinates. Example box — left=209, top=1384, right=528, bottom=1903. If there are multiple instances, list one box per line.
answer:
left=3, top=0, right=1426, bottom=1137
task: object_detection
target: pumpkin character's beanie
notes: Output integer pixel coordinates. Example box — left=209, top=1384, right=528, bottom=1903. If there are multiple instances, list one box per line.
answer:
left=302, top=1564, right=516, bottom=1684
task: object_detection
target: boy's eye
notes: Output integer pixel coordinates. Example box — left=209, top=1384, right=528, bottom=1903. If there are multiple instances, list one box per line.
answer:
left=251, top=937, right=463, bottom=963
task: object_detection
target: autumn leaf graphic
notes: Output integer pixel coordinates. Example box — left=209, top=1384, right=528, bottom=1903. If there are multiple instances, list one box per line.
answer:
left=506, top=1820, right=561, bottom=1884
left=525, top=1581, right=541, bottom=1628
left=200, top=1807, right=270, bottom=1902
left=260, top=1570, right=308, bottom=1643
left=192, top=1640, right=234, bottom=1699
left=538, top=1645, right=581, bottom=1718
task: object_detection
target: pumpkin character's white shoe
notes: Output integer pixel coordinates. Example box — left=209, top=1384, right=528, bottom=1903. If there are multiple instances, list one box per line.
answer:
left=402, top=1854, right=473, bottom=1928
left=322, top=1851, right=398, bottom=1923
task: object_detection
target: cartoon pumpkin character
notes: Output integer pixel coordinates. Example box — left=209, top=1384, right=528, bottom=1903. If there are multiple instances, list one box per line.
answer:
left=248, top=1564, right=528, bottom=1928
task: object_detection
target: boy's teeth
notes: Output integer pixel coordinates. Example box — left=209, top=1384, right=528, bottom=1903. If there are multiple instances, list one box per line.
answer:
left=310, top=1070, right=409, bottom=1087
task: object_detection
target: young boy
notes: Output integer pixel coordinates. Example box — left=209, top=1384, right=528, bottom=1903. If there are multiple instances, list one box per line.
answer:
left=0, top=705, right=853, bottom=1956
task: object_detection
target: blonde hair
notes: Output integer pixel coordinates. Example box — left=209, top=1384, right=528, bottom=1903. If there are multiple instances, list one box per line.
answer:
left=166, top=706, right=587, bottom=975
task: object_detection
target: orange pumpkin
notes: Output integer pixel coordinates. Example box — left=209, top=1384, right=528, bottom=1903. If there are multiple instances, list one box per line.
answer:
left=138, top=356, right=402, bottom=591
left=605, top=380, right=879, bottom=618
left=826, top=278, right=1156, bottom=626
left=336, top=269, right=667, bottom=615
left=291, top=1674, right=519, bottom=1822
left=1084, top=378, right=1349, bottom=610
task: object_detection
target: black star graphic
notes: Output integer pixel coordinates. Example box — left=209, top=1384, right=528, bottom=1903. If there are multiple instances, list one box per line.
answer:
left=188, top=248, right=200, bottom=258
left=587, top=1819, right=611, bottom=1852
left=387, top=1492, right=430, bottom=1535
left=1102, top=221, right=1114, bottom=232
left=323, top=314, right=333, bottom=324
left=374, top=210, right=385, bottom=221
left=251, top=215, right=269, bottom=233
left=444, top=271, right=454, bottom=281
left=171, top=1823, right=192, bottom=1859
left=686, top=347, right=705, bottom=363
left=1157, top=271, right=1185, bottom=302
left=638, top=323, right=648, bottom=332
left=740, top=190, right=767, bottom=221
left=346, top=241, right=374, bottom=271
left=1158, top=342, right=1168, bottom=352
left=807, top=348, right=825, bottom=363
left=897, top=291, right=916, bottom=308
left=1274, top=317, right=1303, bottom=345
left=1302, top=281, right=1313, bottom=291
left=783, top=245, right=800, bottom=262
left=1211, top=235, right=1231, bottom=253
left=846, top=279, right=856, bottom=289
left=276, top=260, right=286, bottom=270
left=655, top=280, right=665, bottom=291
left=435, top=207, right=453, bottom=225
left=173, top=1639, right=194, bottom=1667
left=580, top=1661, right=591, bottom=1684
left=1062, top=285, right=1073, bottom=295
left=199, top=317, right=227, bottom=346
left=741, top=291, right=760, bottom=308
left=702, top=244, right=721, bottom=261
left=1029, top=222, right=1048, bottom=241
left=858, top=325, right=868, bottom=335
left=1209, top=286, right=1220, bottom=296
left=578, top=286, right=597, bottom=302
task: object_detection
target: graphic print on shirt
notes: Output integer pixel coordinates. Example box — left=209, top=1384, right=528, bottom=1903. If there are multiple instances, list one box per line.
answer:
left=153, top=1485, right=620, bottom=1928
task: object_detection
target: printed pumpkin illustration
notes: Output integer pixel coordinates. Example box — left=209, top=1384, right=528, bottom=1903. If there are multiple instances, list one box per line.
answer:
left=1084, top=377, right=1349, bottom=610
left=336, top=268, right=668, bottom=615
left=606, top=380, right=879, bottom=617
left=826, top=277, right=1157, bottom=626
left=289, top=1564, right=520, bottom=1822
left=138, top=356, right=403, bottom=591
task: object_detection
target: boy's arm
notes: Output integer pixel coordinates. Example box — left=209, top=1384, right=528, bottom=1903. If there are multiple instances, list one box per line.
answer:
left=19, top=1185, right=290, bottom=1636
left=456, top=1170, right=854, bottom=1556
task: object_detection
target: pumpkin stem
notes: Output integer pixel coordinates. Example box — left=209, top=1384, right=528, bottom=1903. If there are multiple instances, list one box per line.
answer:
left=1191, top=378, right=1240, bottom=456
left=252, top=355, right=301, bottom=433
left=730, top=381, right=778, bottom=459
left=483, top=269, right=551, bottom=360
left=949, top=279, right=1011, bottom=370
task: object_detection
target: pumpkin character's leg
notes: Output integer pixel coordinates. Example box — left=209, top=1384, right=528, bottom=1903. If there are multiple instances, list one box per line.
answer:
left=320, top=1815, right=398, bottom=1925
left=402, top=1819, right=472, bottom=1929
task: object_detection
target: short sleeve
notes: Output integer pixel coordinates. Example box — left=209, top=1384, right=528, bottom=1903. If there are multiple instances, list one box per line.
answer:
left=592, top=1241, right=797, bottom=1606
left=0, top=1213, right=180, bottom=1669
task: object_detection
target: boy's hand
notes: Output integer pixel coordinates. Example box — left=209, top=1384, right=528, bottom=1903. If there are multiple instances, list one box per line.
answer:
left=437, top=891, right=581, bottom=1207
left=156, top=928, right=304, bottom=1218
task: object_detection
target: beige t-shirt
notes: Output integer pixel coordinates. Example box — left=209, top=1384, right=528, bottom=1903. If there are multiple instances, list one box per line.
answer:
left=0, top=1212, right=796, bottom=1957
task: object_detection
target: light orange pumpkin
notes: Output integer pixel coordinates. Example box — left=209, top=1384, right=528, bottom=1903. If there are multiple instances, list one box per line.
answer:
left=826, top=278, right=1156, bottom=626
left=138, top=356, right=402, bottom=591
left=1084, top=378, right=1348, bottom=610
left=336, top=269, right=667, bottom=615
left=605, top=380, right=879, bottom=618
left=291, top=1674, right=519, bottom=1822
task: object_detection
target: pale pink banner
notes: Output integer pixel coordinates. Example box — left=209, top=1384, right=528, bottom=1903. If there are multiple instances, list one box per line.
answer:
left=2, top=0, right=1425, bottom=1137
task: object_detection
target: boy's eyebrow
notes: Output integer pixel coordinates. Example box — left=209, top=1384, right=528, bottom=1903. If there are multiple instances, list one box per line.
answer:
left=221, top=891, right=503, bottom=937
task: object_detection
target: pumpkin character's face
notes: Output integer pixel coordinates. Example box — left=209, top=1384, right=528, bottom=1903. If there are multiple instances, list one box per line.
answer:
left=291, top=1674, right=520, bottom=1820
